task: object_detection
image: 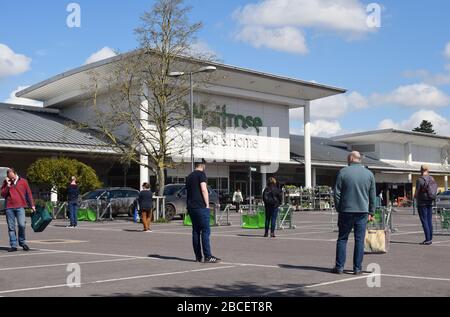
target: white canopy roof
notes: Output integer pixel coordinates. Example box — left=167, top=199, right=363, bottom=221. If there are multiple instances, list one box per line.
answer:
left=17, top=52, right=346, bottom=108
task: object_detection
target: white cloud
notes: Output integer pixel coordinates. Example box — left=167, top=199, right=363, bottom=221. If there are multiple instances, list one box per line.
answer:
left=233, top=0, right=375, bottom=54
left=0, top=44, right=32, bottom=78
left=236, top=26, right=308, bottom=54
left=85, top=47, right=117, bottom=65
left=290, top=91, right=368, bottom=121
left=290, top=119, right=343, bottom=137
left=378, top=110, right=450, bottom=136
left=402, top=43, right=450, bottom=87
left=444, top=42, right=450, bottom=60
left=371, top=83, right=450, bottom=108
left=188, top=41, right=218, bottom=58
left=4, top=86, right=43, bottom=107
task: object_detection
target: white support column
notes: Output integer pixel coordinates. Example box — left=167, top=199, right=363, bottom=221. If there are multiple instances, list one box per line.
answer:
left=304, top=101, right=312, bottom=188
left=312, top=168, right=317, bottom=188
left=445, top=175, right=449, bottom=191
left=50, top=187, right=58, bottom=203
left=405, top=142, right=413, bottom=165
left=140, top=97, right=150, bottom=186
left=261, top=171, right=267, bottom=193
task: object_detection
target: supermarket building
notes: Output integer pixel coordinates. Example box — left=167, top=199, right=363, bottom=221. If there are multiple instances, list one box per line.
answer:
left=1, top=53, right=449, bottom=201
left=10, top=53, right=346, bottom=197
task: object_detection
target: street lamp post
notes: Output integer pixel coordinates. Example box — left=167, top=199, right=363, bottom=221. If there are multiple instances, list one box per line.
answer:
left=169, top=66, right=217, bottom=172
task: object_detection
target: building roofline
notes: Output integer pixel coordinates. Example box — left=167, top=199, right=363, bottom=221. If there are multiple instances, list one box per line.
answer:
left=17, top=50, right=346, bottom=99
left=0, top=103, right=59, bottom=114
left=333, top=129, right=450, bottom=141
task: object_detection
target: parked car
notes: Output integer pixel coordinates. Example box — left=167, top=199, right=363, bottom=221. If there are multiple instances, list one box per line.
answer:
left=81, top=188, right=139, bottom=217
left=164, top=184, right=220, bottom=220
left=436, top=191, right=450, bottom=210
left=0, top=167, right=8, bottom=212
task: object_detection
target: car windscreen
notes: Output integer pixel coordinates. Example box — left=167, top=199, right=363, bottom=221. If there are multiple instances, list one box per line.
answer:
left=110, top=190, right=128, bottom=199
left=164, top=186, right=184, bottom=196
left=83, top=190, right=105, bottom=200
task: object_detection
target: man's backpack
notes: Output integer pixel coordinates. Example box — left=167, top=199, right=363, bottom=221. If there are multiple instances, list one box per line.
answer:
left=421, top=176, right=438, bottom=200
left=263, top=188, right=278, bottom=206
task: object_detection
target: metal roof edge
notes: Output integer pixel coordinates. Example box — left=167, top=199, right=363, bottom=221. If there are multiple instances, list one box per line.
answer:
left=17, top=50, right=346, bottom=99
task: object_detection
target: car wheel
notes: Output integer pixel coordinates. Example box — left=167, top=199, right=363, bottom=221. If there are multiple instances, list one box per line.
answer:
left=165, top=204, right=176, bottom=221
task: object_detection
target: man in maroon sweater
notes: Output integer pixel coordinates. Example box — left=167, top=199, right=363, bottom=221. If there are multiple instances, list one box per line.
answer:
left=1, top=168, right=35, bottom=252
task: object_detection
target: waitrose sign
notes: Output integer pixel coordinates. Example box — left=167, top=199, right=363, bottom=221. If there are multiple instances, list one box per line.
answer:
left=188, top=103, right=264, bottom=133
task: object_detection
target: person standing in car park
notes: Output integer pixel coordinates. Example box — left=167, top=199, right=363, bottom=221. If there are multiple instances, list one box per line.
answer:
left=186, top=161, right=221, bottom=263
left=332, top=152, right=375, bottom=276
left=414, top=165, right=438, bottom=246
left=233, top=188, right=244, bottom=213
left=138, top=182, right=154, bottom=232
left=262, top=177, right=283, bottom=238
left=1, top=168, right=36, bottom=252
left=67, top=176, right=80, bottom=228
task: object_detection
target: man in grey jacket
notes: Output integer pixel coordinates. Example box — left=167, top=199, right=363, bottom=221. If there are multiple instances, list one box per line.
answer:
left=332, top=151, right=375, bottom=275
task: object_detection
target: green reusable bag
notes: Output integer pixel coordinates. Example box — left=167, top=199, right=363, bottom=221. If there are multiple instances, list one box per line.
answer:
left=184, top=211, right=215, bottom=227
left=77, top=209, right=87, bottom=221
left=31, top=206, right=53, bottom=233
left=242, top=214, right=260, bottom=229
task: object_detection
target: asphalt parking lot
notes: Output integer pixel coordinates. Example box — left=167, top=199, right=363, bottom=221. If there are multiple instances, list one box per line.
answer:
left=0, top=208, right=449, bottom=297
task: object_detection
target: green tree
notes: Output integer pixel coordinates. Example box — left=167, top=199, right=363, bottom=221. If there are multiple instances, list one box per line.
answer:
left=27, top=157, right=102, bottom=199
left=413, top=120, right=436, bottom=134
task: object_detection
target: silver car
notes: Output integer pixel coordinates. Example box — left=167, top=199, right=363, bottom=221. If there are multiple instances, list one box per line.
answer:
left=436, top=191, right=450, bottom=210
left=164, top=184, right=220, bottom=220
left=81, top=188, right=139, bottom=217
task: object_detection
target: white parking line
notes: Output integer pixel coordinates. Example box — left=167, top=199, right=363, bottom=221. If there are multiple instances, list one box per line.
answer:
left=0, top=251, right=67, bottom=258
left=391, top=231, right=425, bottom=236
left=430, top=239, right=450, bottom=244
left=0, top=258, right=136, bottom=272
left=0, top=266, right=237, bottom=295
left=382, top=274, right=450, bottom=283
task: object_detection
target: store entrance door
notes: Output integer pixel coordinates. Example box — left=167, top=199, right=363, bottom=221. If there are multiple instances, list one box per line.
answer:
left=234, top=181, right=248, bottom=199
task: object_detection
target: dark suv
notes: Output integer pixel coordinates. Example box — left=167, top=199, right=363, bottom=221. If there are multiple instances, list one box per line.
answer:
left=164, top=184, right=220, bottom=220
left=81, top=188, right=139, bottom=217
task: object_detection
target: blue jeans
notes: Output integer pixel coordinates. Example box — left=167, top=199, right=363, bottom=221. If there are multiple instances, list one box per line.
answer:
left=6, top=208, right=27, bottom=248
left=335, top=212, right=368, bottom=272
left=68, top=202, right=78, bottom=227
left=418, top=205, right=433, bottom=242
left=188, top=208, right=212, bottom=260
left=265, top=207, right=279, bottom=234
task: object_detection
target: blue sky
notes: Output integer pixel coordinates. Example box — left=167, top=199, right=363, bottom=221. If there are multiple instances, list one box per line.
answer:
left=1, top=0, right=450, bottom=136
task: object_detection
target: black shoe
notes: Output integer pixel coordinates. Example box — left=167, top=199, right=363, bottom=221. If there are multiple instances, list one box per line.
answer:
left=354, top=271, right=363, bottom=276
left=21, top=244, right=30, bottom=252
left=421, top=241, right=433, bottom=245
left=8, top=247, right=18, bottom=253
left=264, top=233, right=269, bottom=238
left=271, top=233, right=276, bottom=238
left=195, top=258, right=203, bottom=263
left=204, top=256, right=221, bottom=264
left=331, top=267, right=344, bottom=275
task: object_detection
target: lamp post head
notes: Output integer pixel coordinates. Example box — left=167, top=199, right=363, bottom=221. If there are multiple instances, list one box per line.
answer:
left=168, top=71, right=185, bottom=77
left=197, top=66, right=217, bottom=73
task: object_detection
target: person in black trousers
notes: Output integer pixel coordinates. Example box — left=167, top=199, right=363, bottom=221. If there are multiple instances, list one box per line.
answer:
left=186, top=161, right=221, bottom=263
left=67, top=176, right=80, bottom=228
left=138, top=183, right=154, bottom=232
left=262, top=177, right=283, bottom=238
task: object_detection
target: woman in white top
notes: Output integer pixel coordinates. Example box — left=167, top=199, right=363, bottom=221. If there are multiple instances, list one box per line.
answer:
left=232, top=188, right=244, bottom=213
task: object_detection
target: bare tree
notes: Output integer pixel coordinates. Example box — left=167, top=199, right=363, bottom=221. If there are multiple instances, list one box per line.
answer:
left=85, top=0, right=216, bottom=197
